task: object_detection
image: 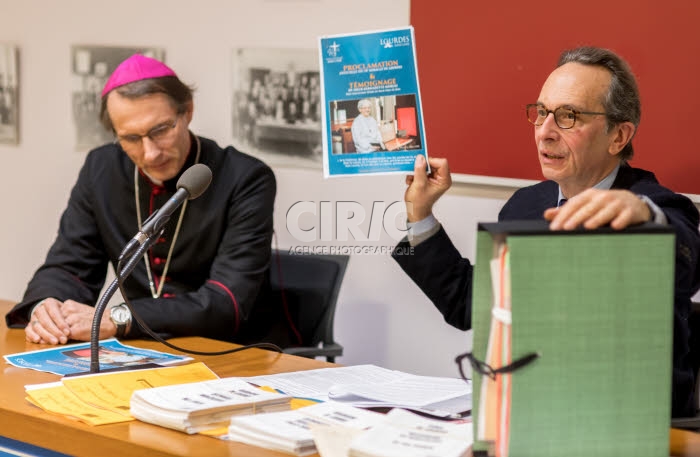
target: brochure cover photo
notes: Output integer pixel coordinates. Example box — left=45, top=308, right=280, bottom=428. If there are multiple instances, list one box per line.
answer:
left=318, top=26, right=428, bottom=178
left=4, top=338, right=192, bottom=375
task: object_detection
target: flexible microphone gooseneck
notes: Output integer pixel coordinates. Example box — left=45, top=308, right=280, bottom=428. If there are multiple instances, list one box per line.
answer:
left=118, top=163, right=213, bottom=261
left=89, top=164, right=212, bottom=373
left=90, top=237, right=155, bottom=372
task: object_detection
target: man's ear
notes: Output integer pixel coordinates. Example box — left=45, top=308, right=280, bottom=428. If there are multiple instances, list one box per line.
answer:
left=608, top=121, right=635, bottom=156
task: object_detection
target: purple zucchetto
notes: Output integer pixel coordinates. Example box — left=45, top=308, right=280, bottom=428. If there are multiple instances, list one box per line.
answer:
left=101, top=54, right=176, bottom=98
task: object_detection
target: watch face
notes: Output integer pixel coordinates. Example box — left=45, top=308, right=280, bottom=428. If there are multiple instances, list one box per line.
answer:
left=111, top=306, right=131, bottom=324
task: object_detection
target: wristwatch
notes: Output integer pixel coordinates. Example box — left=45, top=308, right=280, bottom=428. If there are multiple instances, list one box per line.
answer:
left=109, top=304, right=132, bottom=339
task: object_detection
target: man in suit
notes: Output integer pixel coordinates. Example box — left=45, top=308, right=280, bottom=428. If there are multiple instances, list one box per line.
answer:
left=393, top=46, right=700, bottom=417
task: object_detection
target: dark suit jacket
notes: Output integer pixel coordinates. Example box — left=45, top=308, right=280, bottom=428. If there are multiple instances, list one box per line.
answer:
left=393, top=164, right=700, bottom=417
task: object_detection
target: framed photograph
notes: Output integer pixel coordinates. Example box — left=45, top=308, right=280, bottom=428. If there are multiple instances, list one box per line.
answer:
left=231, top=48, right=322, bottom=169
left=0, top=43, right=19, bottom=145
left=71, top=45, right=165, bottom=151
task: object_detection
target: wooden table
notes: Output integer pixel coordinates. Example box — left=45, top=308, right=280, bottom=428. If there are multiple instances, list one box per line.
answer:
left=2, top=299, right=700, bottom=456
left=0, top=300, right=333, bottom=457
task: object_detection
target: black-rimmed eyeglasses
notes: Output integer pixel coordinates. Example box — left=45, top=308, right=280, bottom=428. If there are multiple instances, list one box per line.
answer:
left=526, top=104, right=606, bottom=130
left=116, top=115, right=181, bottom=150
left=455, top=351, right=540, bottom=381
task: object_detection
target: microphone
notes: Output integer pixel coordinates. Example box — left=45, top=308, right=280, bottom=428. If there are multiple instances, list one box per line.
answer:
left=119, top=163, right=212, bottom=261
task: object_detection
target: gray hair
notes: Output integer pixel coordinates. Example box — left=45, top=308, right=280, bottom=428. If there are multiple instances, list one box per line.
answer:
left=557, top=46, right=640, bottom=161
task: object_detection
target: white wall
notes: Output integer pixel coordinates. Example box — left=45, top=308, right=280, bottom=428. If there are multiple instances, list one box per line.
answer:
left=0, top=0, right=510, bottom=378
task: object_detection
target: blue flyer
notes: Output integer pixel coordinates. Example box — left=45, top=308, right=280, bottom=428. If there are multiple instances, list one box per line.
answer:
left=3, top=338, right=192, bottom=376
left=318, top=26, right=428, bottom=178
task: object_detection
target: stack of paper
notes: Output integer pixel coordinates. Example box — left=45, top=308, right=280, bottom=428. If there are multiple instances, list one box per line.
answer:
left=349, top=408, right=472, bottom=457
left=130, top=377, right=292, bottom=434
left=227, top=401, right=384, bottom=456
left=328, top=373, right=470, bottom=418
left=25, top=362, right=219, bottom=426
left=243, top=364, right=471, bottom=418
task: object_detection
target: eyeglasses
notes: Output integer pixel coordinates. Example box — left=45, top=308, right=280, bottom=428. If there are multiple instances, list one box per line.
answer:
left=116, top=116, right=180, bottom=150
left=455, top=351, right=540, bottom=381
left=526, top=104, right=606, bottom=129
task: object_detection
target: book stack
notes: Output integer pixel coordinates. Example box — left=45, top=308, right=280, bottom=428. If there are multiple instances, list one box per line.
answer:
left=130, top=377, right=291, bottom=434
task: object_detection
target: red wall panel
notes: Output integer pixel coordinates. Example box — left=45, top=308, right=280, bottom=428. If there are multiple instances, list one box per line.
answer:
left=411, top=1, right=700, bottom=196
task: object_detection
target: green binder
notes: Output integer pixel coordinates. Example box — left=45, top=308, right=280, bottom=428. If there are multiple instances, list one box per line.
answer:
left=470, top=220, right=675, bottom=457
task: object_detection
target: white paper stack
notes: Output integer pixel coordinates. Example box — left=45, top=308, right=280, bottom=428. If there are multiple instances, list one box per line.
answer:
left=227, top=401, right=384, bottom=456
left=130, top=377, right=290, bottom=434
left=349, top=408, right=473, bottom=457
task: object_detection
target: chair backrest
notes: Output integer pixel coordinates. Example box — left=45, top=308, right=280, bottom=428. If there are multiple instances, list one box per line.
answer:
left=270, top=250, right=349, bottom=361
left=671, top=301, right=700, bottom=429
left=690, top=301, right=700, bottom=409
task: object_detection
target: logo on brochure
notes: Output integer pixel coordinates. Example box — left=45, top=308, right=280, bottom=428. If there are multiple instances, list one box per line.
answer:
left=380, top=35, right=411, bottom=49
left=327, top=41, right=340, bottom=57
left=325, top=41, right=343, bottom=63
left=326, top=41, right=340, bottom=57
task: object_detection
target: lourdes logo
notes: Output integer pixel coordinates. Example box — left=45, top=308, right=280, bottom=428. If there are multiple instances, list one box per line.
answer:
left=380, top=35, right=410, bottom=49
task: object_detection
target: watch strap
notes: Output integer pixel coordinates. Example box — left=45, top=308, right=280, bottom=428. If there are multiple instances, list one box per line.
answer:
left=115, top=322, right=126, bottom=338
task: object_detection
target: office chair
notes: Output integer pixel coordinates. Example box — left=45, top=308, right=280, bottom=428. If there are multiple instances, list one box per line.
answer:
left=671, top=301, right=700, bottom=430
left=270, top=250, right=350, bottom=363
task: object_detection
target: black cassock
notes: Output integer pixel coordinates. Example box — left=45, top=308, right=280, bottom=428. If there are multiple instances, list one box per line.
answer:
left=7, top=135, right=290, bottom=346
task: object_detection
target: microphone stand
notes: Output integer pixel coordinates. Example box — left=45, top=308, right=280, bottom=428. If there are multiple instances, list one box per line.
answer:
left=89, top=232, right=160, bottom=373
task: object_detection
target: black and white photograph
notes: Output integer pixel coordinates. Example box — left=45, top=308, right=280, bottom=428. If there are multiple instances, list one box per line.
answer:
left=0, top=43, right=19, bottom=145
left=71, top=45, right=165, bottom=151
left=231, top=48, right=322, bottom=169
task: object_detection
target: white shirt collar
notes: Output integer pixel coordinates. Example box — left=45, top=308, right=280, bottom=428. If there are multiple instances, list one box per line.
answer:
left=557, top=163, right=621, bottom=205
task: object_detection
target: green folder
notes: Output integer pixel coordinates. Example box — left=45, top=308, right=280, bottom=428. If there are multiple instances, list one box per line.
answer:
left=471, top=220, right=674, bottom=457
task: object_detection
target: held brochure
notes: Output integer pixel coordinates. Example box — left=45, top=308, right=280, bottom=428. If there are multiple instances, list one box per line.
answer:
left=4, top=338, right=193, bottom=375
left=318, top=26, right=428, bottom=177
